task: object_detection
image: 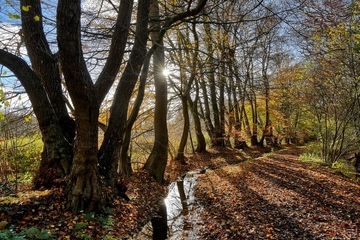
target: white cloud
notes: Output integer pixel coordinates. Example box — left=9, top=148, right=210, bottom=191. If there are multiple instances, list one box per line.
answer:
left=0, top=22, right=26, bottom=56
left=82, top=0, right=119, bottom=18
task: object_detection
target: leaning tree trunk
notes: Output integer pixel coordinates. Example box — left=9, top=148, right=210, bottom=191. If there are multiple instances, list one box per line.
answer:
left=0, top=50, right=73, bottom=188
left=20, top=0, right=76, bottom=188
left=119, top=56, right=150, bottom=176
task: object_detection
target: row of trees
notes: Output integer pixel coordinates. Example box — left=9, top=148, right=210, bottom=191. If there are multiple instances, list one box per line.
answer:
left=164, top=0, right=360, bottom=165
left=1, top=0, right=360, bottom=213
left=0, top=0, right=207, bottom=212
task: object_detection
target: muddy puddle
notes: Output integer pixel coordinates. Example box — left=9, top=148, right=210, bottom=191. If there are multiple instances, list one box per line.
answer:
left=134, top=170, right=204, bottom=239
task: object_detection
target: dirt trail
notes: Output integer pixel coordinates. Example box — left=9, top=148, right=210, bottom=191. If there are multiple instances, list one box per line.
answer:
left=193, top=147, right=360, bottom=239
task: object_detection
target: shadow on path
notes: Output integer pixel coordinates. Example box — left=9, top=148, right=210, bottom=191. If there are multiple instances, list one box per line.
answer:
left=195, top=150, right=360, bottom=239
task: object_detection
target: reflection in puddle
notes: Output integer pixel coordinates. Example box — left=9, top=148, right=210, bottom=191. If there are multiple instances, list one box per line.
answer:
left=134, top=171, right=203, bottom=239
left=165, top=171, right=202, bottom=239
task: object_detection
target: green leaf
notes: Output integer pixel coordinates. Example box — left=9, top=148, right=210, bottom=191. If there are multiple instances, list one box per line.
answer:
left=8, top=13, right=20, bottom=19
left=24, top=115, right=32, bottom=123
left=21, top=5, right=31, bottom=12
left=0, top=230, right=12, bottom=240
left=38, top=230, right=54, bottom=240
left=73, top=222, right=87, bottom=230
left=25, top=227, right=41, bottom=238
left=84, top=212, right=95, bottom=220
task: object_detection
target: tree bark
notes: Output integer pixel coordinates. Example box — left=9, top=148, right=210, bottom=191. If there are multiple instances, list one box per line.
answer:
left=57, top=0, right=101, bottom=212
left=144, top=0, right=169, bottom=184
left=20, top=0, right=76, bottom=187
left=66, top=105, right=100, bottom=212
left=119, top=54, right=152, bottom=176
left=250, top=95, right=260, bottom=146
left=232, top=67, right=246, bottom=149
left=175, top=96, right=190, bottom=164
left=204, top=20, right=223, bottom=147
left=175, top=22, right=200, bottom=162
left=188, top=82, right=207, bottom=152
left=98, top=0, right=150, bottom=185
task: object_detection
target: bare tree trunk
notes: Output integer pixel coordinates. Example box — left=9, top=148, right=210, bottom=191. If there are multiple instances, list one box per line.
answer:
left=98, top=0, right=150, bottom=183
left=57, top=0, right=105, bottom=212
left=20, top=0, right=76, bottom=188
left=250, top=93, right=260, bottom=146
left=232, top=63, right=248, bottom=149
left=203, top=20, right=223, bottom=146
left=175, top=22, right=200, bottom=161
left=219, top=60, right=227, bottom=147
left=260, top=78, right=272, bottom=147
left=259, top=37, right=273, bottom=147
left=144, top=0, right=168, bottom=183
left=119, top=54, right=152, bottom=176
left=188, top=82, right=207, bottom=152
left=199, top=76, right=215, bottom=142
left=175, top=96, right=189, bottom=164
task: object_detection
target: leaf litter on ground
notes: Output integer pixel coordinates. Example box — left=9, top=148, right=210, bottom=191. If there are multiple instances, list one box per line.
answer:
left=194, top=147, right=360, bottom=239
left=0, top=146, right=359, bottom=239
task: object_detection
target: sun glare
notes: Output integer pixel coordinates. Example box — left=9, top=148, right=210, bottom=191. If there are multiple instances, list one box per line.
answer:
left=163, top=68, right=170, bottom=76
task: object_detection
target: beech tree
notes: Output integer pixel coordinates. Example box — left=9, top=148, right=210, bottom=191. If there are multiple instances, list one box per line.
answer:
left=0, top=0, right=207, bottom=212
left=165, top=21, right=203, bottom=162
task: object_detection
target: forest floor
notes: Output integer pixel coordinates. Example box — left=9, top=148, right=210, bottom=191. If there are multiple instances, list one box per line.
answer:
left=189, top=146, right=360, bottom=239
left=0, top=145, right=360, bottom=239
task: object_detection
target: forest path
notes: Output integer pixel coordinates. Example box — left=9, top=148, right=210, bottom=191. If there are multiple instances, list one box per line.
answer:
left=191, top=147, right=360, bottom=239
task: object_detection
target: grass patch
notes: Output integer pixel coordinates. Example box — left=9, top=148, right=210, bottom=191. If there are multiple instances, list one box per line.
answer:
left=0, top=134, right=43, bottom=193
left=332, top=160, right=358, bottom=180
left=299, top=153, right=323, bottom=163
left=300, top=143, right=358, bottom=181
left=300, top=141, right=324, bottom=164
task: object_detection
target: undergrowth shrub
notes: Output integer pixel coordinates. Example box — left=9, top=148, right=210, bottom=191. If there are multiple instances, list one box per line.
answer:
left=301, top=142, right=358, bottom=180
left=301, top=141, right=323, bottom=161
left=0, top=134, right=42, bottom=192
left=0, top=227, right=55, bottom=240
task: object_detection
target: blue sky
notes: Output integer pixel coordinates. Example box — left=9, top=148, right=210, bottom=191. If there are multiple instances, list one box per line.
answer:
left=0, top=0, right=21, bottom=25
left=0, top=0, right=104, bottom=110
